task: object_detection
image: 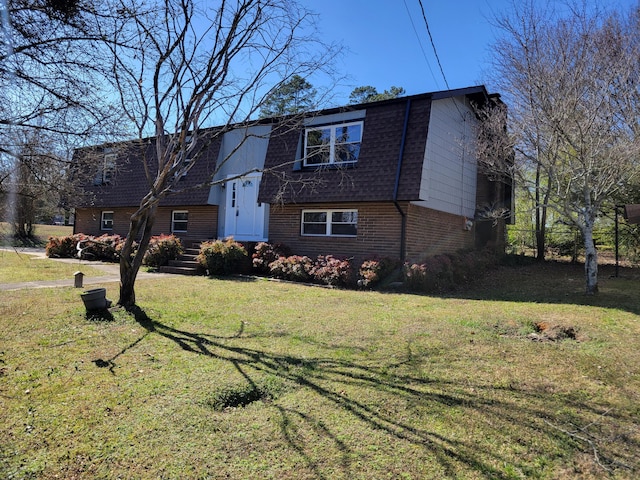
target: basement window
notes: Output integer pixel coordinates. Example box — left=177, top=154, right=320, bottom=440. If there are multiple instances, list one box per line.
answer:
left=172, top=210, right=188, bottom=233
left=301, top=209, right=358, bottom=237
left=101, top=211, right=114, bottom=231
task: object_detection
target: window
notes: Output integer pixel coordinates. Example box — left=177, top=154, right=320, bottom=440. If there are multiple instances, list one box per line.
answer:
left=301, top=209, right=358, bottom=237
left=172, top=210, right=188, bottom=233
left=94, top=153, right=117, bottom=185
left=304, top=121, right=362, bottom=167
left=101, top=211, right=114, bottom=231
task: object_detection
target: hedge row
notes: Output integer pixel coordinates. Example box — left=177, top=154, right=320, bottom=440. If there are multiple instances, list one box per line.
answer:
left=252, top=242, right=399, bottom=288
left=47, top=234, right=499, bottom=292
left=45, top=233, right=183, bottom=267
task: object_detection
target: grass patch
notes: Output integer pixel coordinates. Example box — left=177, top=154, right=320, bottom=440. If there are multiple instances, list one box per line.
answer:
left=0, top=223, right=73, bottom=247
left=0, top=250, right=105, bottom=283
left=0, top=261, right=639, bottom=478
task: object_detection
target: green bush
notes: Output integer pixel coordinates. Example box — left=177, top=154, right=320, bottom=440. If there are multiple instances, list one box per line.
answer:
left=143, top=235, right=184, bottom=268
left=197, top=238, right=247, bottom=275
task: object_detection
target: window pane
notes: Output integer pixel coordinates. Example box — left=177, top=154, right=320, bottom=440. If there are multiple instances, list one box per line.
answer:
left=332, top=211, right=357, bottom=223
left=336, top=124, right=362, bottom=143
left=304, top=212, right=327, bottom=223
left=335, top=143, right=360, bottom=163
left=174, top=212, right=188, bottom=221
left=306, top=128, right=331, bottom=147
left=303, top=223, right=326, bottom=235
left=306, top=146, right=330, bottom=165
left=331, top=223, right=357, bottom=236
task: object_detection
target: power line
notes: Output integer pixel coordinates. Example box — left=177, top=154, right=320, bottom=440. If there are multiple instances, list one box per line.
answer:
left=402, top=0, right=441, bottom=89
left=416, top=0, right=450, bottom=90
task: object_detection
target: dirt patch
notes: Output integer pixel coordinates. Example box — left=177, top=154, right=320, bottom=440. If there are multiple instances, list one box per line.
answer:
left=527, top=321, right=584, bottom=342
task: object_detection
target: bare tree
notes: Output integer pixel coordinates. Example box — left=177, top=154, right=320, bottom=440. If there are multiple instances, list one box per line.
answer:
left=103, top=0, right=337, bottom=307
left=0, top=129, right=69, bottom=238
left=1, top=1, right=133, bottom=146
left=1, top=0, right=139, bottom=236
left=489, top=1, right=640, bottom=294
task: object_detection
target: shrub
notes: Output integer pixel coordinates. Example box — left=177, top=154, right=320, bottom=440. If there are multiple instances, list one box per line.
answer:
left=89, top=234, right=124, bottom=262
left=46, top=234, right=88, bottom=258
left=46, top=233, right=125, bottom=262
left=358, top=257, right=400, bottom=288
left=251, top=242, right=292, bottom=274
left=403, top=249, right=503, bottom=293
left=197, top=238, right=247, bottom=275
left=143, top=235, right=183, bottom=268
left=268, top=255, right=313, bottom=282
left=310, top=255, right=353, bottom=287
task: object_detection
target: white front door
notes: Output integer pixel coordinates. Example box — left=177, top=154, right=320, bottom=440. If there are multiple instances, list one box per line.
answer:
left=224, top=173, right=266, bottom=241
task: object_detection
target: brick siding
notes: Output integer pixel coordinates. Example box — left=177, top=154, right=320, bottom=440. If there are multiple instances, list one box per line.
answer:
left=74, top=205, right=217, bottom=245
left=267, top=201, right=475, bottom=266
left=405, top=203, right=474, bottom=262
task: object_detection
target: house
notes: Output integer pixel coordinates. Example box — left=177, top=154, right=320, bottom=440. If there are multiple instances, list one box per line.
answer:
left=73, top=85, right=512, bottom=265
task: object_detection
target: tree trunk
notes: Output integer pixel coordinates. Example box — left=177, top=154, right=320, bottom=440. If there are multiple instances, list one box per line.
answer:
left=118, top=204, right=157, bottom=308
left=582, top=223, right=598, bottom=295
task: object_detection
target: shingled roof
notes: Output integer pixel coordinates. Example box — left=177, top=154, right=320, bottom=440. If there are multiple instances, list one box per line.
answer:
left=257, top=95, right=431, bottom=204
left=75, top=133, right=221, bottom=208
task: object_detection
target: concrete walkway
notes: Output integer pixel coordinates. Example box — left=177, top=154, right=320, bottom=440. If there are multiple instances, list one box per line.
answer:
left=0, top=247, right=174, bottom=291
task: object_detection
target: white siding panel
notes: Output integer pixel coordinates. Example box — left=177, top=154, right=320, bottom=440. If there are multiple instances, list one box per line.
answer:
left=419, top=97, right=478, bottom=218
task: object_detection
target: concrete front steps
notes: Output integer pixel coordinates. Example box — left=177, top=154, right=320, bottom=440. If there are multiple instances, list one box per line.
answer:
left=159, top=245, right=203, bottom=276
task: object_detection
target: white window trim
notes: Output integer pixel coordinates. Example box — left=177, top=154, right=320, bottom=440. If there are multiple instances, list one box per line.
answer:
left=101, top=211, right=114, bottom=231
left=172, top=210, right=188, bottom=233
left=301, top=209, right=358, bottom=237
left=303, top=121, right=363, bottom=167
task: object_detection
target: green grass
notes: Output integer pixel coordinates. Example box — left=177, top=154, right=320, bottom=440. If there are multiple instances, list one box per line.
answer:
left=0, top=250, right=105, bottom=283
left=1, top=262, right=639, bottom=479
left=0, top=222, right=73, bottom=247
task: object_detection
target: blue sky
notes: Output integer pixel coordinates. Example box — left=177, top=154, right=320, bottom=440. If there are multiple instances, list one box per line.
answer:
left=309, top=0, right=639, bottom=103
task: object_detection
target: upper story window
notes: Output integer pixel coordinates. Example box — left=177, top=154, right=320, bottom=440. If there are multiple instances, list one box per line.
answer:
left=101, top=211, right=114, bottom=230
left=94, top=152, right=117, bottom=185
left=304, top=121, right=363, bottom=167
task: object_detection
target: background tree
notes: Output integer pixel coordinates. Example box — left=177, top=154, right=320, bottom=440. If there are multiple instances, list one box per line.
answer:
left=348, top=85, right=405, bottom=104
left=0, top=130, right=68, bottom=238
left=103, top=0, right=337, bottom=307
left=489, top=1, right=640, bottom=294
left=258, top=75, right=317, bottom=118
left=1, top=0, right=135, bottom=236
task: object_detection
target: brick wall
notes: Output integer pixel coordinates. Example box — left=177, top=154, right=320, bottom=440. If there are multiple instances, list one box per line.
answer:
left=74, top=205, right=217, bottom=244
left=405, top=203, right=474, bottom=262
left=267, top=201, right=479, bottom=266
left=268, top=202, right=405, bottom=265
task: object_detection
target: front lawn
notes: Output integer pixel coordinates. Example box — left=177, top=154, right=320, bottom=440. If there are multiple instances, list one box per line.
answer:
left=0, top=250, right=104, bottom=283
left=0, top=223, right=73, bottom=247
left=1, top=262, right=638, bottom=479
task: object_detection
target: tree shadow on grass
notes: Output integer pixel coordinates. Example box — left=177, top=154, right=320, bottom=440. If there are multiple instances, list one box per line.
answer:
left=114, top=305, right=637, bottom=478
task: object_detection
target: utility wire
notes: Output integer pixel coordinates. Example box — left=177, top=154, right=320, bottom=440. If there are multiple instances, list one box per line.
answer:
left=417, top=0, right=450, bottom=90
left=402, top=0, right=441, bottom=89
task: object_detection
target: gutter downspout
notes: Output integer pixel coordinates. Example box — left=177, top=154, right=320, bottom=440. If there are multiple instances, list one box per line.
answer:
left=393, top=99, right=411, bottom=263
